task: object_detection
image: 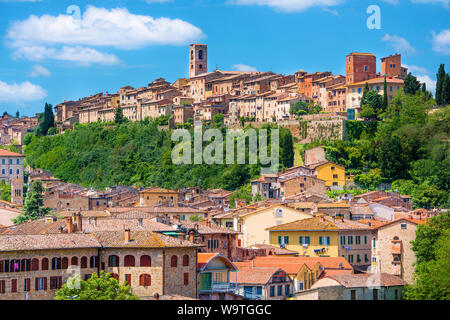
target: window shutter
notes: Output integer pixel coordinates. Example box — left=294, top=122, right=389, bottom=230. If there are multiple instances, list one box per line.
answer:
left=306, top=236, right=310, bottom=244
left=278, top=236, right=282, bottom=245
left=299, top=237, right=303, bottom=245
left=319, top=237, right=322, bottom=245
left=35, top=278, right=39, bottom=291
left=327, top=237, right=330, bottom=245
left=43, top=278, right=47, bottom=290
left=285, top=237, right=289, bottom=245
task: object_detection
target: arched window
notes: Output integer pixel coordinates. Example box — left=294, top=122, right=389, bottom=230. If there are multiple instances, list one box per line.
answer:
left=80, top=256, right=88, bottom=269
left=183, top=255, right=189, bottom=267
left=62, top=257, right=69, bottom=269
left=393, top=236, right=399, bottom=241
left=71, top=257, right=78, bottom=266
left=140, top=255, right=151, bottom=267
left=139, top=274, right=151, bottom=287
left=170, top=255, right=177, bottom=267
left=31, top=258, right=39, bottom=271
left=21, top=259, right=31, bottom=272
left=51, top=257, right=61, bottom=270
left=111, top=273, right=119, bottom=281
left=41, top=258, right=49, bottom=271
left=109, top=255, right=119, bottom=267
left=124, top=255, right=135, bottom=267
left=90, top=256, right=98, bottom=268
left=198, top=50, right=203, bottom=60
left=191, top=50, right=194, bottom=60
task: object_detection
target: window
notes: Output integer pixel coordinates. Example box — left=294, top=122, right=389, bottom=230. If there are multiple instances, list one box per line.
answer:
left=373, top=289, right=379, bottom=300
left=333, top=182, right=338, bottom=186
left=171, top=255, right=178, bottom=267
left=0, top=280, right=5, bottom=294
left=41, top=258, right=49, bottom=270
left=184, top=273, right=189, bottom=286
left=9, top=159, right=12, bottom=165
left=140, top=274, right=151, bottom=287
left=16, top=159, right=20, bottom=164
left=285, top=285, right=290, bottom=296
left=24, top=278, right=31, bottom=292
left=1, top=159, right=4, bottom=164
left=340, top=236, right=346, bottom=245
left=277, top=285, right=283, bottom=296
left=270, top=286, right=275, bottom=297
left=124, top=255, right=135, bottom=267
left=51, top=257, right=61, bottom=270
left=1, top=169, right=4, bottom=175
left=11, top=279, right=17, bottom=292
left=299, top=236, right=310, bottom=245
left=31, top=258, right=39, bottom=271
left=319, top=237, right=330, bottom=245
left=278, top=236, right=289, bottom=245
left=364, top=254, right=369, bottom=263
left=351, top=289, right=356, bottom=300
left=62, top=257, right=68, bottom=269
left=140, top=255, right=151, bottom=267
left=16, top=169, right=20, bottom=175
left=348, top=255, right=354, bottom=263
left=364, top=236, right=367, bottom=244
left=395, top=289, right=399, bottom=300
left=357, top=254, right=361, bottom=262
left=390, top=86, right=393, bottom=92
left=111, top=273, right=119, bottom=281
left=50, top=277, right=62, bottom=290
left=356, top=236, right=361, bottom=245
left=124, top=274, right=132, bottom=285
left=90, top=256, right=98, bottom=268
left=401, top=223, right=407, bottom=229
left=348, top=236, right=353, bottom=245
left=35, top=277, right=46, bottom=291
left=183, top=255, right=189, bottom=267
left=81, top=256, right=88, bottom=268
left=372, top=238, right=376, bottom=248
left=108, top=255, right=119, bottom=267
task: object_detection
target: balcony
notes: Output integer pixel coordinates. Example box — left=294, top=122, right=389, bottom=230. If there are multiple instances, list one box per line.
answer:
left=199, top=282, right=236, bottom=293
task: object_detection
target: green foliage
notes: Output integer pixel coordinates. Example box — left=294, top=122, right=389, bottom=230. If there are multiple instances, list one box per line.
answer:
left=0, top=180, right=11, bottom=202
left=189, top=215, right=204, bottom=222
left=156, top=115, right=171, bottom=126
left=436, top=64, right=446, bottom=106
left=404, top=212, right=450, bottom=300
left=290, top=101, right=322, bottom=116
left=54, top=271, right=139, bottom=300
left=345, top=120, right=378, bottom=141
left=359, top=90, right=383, bottom=120
left=114, top=106, right=124, bottom=124
left=13, top=180, right=50, bottom=224
left=280, top=128, right=294, bottom=168
left=404, top=73, right=421, bottom=95
left=326, top=187, right=368, bottom=200
left=354, top=169, right=382, bottom=190
left=229, top=183, right=252, bottom=209
left=213, top=113, right=224, bottom=127
left=37, top=103, right=55, bottom=136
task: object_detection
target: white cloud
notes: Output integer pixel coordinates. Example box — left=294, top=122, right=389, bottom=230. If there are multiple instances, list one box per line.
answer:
left=30, top=65, right=51, bottom=77
left=432, top=29, right=450, bottom=54
left=411, top=0, right=450, bottom=7
left=233, top=64, right=258, bottom=72
left=381, top=0, right=399, bottom=4
left=145, top=0, right=173, bottom=3
left=0, top=80, right=47, bottom=103
left=322, top=7, right=339, bottom=15
left=6, top=5, right=204, bottom=65
left=417, top=75, right=437, bottom=94
left=382, top=34, right=417, bottom=55
left=230, top=0, right=343, bottom=13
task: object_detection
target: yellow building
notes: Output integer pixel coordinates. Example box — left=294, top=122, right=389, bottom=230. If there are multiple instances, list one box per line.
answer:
left=236, top=204, right=313, bottom=247
left=309, top=161, right=346, bottom=187
left=266, top=217, right=340, bottom=257
left=139, top=187, right=179, bottom=207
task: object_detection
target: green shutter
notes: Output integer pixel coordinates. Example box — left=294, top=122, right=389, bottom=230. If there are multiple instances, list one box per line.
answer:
left=278, top=236, right=282, bottom=245
left=327, top=237, right=330, bottom=245
left=306, top=236, right=310, bottom=244
left=319, top=237, right=322, bottom=245
left=285, top=236, right=289, bottom=245
left=299, top=236, right=303, bottom=245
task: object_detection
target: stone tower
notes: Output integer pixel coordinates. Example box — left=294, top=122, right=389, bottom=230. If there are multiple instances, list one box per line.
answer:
left=189, top=44, right=207, bottom=78
left=11, top=179, right=23, bottom=206
left=346, top=52, right=376, bottom=84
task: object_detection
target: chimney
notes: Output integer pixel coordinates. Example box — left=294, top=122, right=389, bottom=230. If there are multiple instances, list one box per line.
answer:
left=75, top=212, right=82, bottom=232
left=66, top=217, right=73, bottom=234
left=189, top=230, right=195, bottom=243
left=124, top=229, right=131, bottom=242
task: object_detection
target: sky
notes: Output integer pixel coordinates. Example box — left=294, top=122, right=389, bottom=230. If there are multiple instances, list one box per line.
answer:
left=0, top=0, right=449, bottom=116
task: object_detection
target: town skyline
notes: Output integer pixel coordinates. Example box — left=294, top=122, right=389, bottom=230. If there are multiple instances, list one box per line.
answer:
left=0, top=0, right=449, bottom=116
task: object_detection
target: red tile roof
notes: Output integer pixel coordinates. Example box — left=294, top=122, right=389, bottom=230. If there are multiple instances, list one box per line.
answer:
left=0, top=149, right=24, bottom=157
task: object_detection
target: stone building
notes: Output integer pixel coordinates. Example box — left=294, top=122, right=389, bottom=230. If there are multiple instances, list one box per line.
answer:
left=346, top=52, right=377, bottom=84
left=0, top=149, right=24, bottom=184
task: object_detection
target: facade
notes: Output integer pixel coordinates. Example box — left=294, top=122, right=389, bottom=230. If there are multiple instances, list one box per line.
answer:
left=0, top=150, right=24, bottom=184
left=189, top=44, right=208, bottom=78
left=346, top=53, right=377, bottom=84
left=309, top=161, right=347, bottom=187
left=371, top=218, right=426, bottom=284
left=381, top=54, right=408, bottom=79
left=139, top=187, right=179, bottom=207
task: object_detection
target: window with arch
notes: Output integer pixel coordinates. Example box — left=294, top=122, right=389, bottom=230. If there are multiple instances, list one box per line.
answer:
left=139, top=274, right=151, bottom=287
left=70, top=257, right=78, bottom=266
left=51, top=257, right=61, bottom=270
left=80, top=256, right=88, bottom=268
left=124, top=255, right=135, bottom=267
left=21, top=259, right=31, bottom=272
left=140, top=255, right=151, bottom=267
left=31, top=258, right=39, bottom=271
left=41, top=258, right=49, bottom=271
left=90, top=256, right=98, bottom=268
left=61, top=257, right=69, bottom=269
left=182, top=255, right=189, bottom=267
left=198, top=50, right=203, bottom=60
left=191, top=50, right=194, bottom=60
left=170, top=255, right=177, bottom=267
left=109, top=255, right=120, bottom=267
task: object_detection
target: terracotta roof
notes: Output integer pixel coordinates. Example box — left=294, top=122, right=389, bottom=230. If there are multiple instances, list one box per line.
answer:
left=140, top=187, right=178, bottom=194
left=254, top=256, right=352, bottom=273
left=0, top=149, right=24, bottom=157
left=0, top=233, right=100, bottom=251
left=230, top=267, right=286, bottom=285
left=82, top=218, right=175, bottom=233
left=197, top=253, right=237, bottom=271
left=317, top=202, right=350, bottom=208
left=266, top=217, right=340, bottom=231
left=108, top=206, right=206, bottom=214
left=93, top=230, right=199, bottom=248
left=345, top=77, right=404, bottom=87
left=375, top=217, right=427, bottom=230
left=57, top=210, right=111, bottom=218
left=324, top=273, right=407, bottom=288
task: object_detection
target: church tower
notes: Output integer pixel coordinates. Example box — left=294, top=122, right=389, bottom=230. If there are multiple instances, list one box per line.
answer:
left=11, top=179, right=23, bottom=206
left=189, top=44, right=207, bottom=78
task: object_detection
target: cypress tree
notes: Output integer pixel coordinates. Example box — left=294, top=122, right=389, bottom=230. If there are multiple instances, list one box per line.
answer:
left=442, top=73, right=450, bottom=105
left=404, top=73, right=420, bottom=95
left=436, top=64, right=446, bottom=105
left=39, top=103, right=54, bottom=136
left=361, top=82, right=370, bottom=107
left=115, top=105, right=124, bottom=124
left=382, top=76, right=388, bottom=112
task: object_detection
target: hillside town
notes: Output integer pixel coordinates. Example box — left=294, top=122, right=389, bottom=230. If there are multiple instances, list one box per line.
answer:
left=0, top=43, right=447, bottom=301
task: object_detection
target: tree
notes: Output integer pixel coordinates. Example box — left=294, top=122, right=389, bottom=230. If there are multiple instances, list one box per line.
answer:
left=405, top=212, right=450, bottom=300
left=382, top=76, right=388, bottom=112
left=442, top=73, right=450, bottom=106
left=213, top=113, right=224, bottom=126
left=114, top=105, right=124, bottom=124
left=38, top=103, right=55, bottom=136
left=54, top=271, right=139, bottom=300
left=436, top=64, right=446, bottom=105
left=13, top=180, right=50, bottom=224
left=15, top=111, right=20, bottom=118
left=360, top=83, right=370, bottom=108
left=354, top=168, right=382, bottom=190
left=280, top=129, right=294, bottom=168
left=360, top=90, right=383, bottom=120
left=404, top=73, right=421, bottom=95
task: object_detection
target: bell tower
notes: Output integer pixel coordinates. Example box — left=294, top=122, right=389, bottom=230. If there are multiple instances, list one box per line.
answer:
left=11, top=179, right=23, bottom=206
left=189, top=44, right=207, bottom=78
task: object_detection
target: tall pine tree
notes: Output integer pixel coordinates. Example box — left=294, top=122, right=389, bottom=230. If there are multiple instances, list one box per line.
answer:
left=38, top=103, right=55, bottom=136
left=115, top=105, right=124, bottom=124
left=404, top=73, right=421, bottom=95
left=360, top=82, right=370, bottom=108
left=442, top=73, right=450, bottom=106
left=382, top=76, right=388, bottom=112
left=436, top=64, right=446, bottom=105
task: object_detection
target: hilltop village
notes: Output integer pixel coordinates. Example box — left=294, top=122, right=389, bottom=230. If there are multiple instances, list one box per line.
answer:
left=0, top=44, right=447, bottom=301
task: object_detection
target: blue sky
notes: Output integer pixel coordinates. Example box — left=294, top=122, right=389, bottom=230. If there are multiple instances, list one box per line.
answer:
left=0, top=0, right=449, bottom=116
